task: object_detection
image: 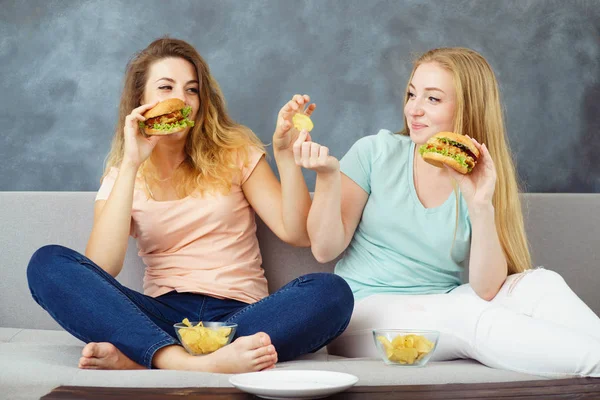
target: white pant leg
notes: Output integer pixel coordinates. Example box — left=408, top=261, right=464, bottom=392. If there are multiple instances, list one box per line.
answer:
left=451, top=271, right=600, bottom=378
left=328, top=289, right=600, bottom=377
left=453, top=268, right=600, bottom=342
left=327, top=292, right=486, bottom=362
left=497, top=268, right=600, bottom=342
left=471, top=303, right=600, bottom=378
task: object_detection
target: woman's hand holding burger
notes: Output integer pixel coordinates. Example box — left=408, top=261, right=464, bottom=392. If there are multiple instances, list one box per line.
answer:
left=419, top=132, right=497, bottom=209
left=447, top=136, right=496, bottom=209
left=122, top=101, right=162, bottom=169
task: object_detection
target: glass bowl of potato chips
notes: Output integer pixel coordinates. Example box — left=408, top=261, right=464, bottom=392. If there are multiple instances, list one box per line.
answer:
left=174, top=319, right=237, bottom=355
left=372, top=329, right=439, bottom=367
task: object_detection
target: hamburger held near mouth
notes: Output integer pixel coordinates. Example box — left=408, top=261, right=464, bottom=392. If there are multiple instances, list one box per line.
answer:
left=140, top=98, right=195, bottom=135
left=418, top=132, right=480, bottom=174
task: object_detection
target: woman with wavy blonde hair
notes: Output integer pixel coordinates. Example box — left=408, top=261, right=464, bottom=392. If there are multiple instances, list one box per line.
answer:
left=26, top=37, right=353, bottom=373
left=295, top=47, right=600, bottom=377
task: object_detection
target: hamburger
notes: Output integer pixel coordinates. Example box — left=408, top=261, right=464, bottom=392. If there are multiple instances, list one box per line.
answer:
left=139, top=98, right=195, bottom=135
left=418, top=132, right=480, bottom=174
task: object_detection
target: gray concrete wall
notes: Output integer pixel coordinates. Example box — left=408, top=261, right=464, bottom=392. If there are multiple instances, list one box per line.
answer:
left=1, top=0, right=598, bottom=192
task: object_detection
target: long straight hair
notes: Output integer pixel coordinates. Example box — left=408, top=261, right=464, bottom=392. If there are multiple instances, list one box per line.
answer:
left=399, top=48, right=531, bottom=274
left=104, top=37, right=264, bottom=197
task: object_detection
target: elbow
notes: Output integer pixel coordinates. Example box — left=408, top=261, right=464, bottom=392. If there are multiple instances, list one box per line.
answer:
left=307, top=233, right=345, bottom=263
left=473, top=286, right=501, bottom=302
left=477, top=291, right=497, bottom=302
left=84, top=251, right=120, bottom=278
left=311, top=247, right=337, bottom=264
left=280, top=230, right=311, bottom=248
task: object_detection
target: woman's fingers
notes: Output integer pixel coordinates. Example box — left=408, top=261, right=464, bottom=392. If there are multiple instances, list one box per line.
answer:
left=481, top=143, right=497, bottom=176
left=293, top=130, right=309, bottom=163
left=131, top=101, right=159, bottom=116
left=318, top=145, right=329, bottom=165
left=278, top=95, right=314, bottom=129
left=310, top=142, right=320, bottom=165
left=294, top=138, right=330, bottom=170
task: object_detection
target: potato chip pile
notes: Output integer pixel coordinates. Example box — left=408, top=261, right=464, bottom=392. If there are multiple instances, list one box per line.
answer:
left=292, top=113, right=314, bottom=132
left=376, top=334, right=435, bottom=364
left=178, top=318, right=233, bottom=355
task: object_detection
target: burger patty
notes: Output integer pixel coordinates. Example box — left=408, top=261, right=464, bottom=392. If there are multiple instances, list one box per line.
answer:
left=425, top=142, right=476, bottom=169
left=146, top=110, right=183, bottom=127
left=436, top=137, right=478, bottom=161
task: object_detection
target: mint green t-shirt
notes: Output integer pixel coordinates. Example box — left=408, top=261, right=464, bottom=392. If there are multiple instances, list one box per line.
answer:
left=335, top=129, right=471, bottom=301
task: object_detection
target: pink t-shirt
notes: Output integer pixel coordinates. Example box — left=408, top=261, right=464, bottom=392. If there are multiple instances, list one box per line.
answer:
left=95, top=147, right=269, bottom=304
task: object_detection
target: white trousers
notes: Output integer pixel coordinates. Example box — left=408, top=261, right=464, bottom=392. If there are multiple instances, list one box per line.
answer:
left=327, top=268, right=600, bottom=378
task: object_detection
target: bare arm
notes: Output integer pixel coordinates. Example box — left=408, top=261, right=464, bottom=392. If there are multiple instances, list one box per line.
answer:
left=446, top=137, right=507, bottom=300
left=243, top=94, right=317, bottom=247
left=85, top=101, right=161, bottom=277
left=307, top=170, right=368, bottom=263
left=274, top=146, right=312, bottom=246
left=242, top=156, right=311, bottom=247
left=467, top=205, right=507, bottom=300
left=293, top=131, right=369, bottom=263
left=85, top=162, right=138, bottom=277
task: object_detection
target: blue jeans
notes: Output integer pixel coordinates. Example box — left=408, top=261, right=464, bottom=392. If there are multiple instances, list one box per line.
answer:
left=27, top=245, right=354, bottom=369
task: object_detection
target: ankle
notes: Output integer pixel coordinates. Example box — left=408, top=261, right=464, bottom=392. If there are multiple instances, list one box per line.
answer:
left=152, top=344, right=193, bottom=370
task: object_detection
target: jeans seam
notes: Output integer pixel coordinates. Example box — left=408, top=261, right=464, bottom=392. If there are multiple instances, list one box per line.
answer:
left=223, top=280, right=300, bottom=323
left=29, top=291, right=92, bottom=345
left=75, top=260, right=175, bottom=359
left=78, top=260, right=173, bottom=326
left=143, top=338, right=179, bottom=369
left=196, top=296, right=207, bottom=321
left=223, top=273, right=351, bottom=358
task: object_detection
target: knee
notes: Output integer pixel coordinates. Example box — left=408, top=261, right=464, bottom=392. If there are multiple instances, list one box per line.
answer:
left=510, top=268, right=570, bottom=296
left=329, top=274, right=354, bottom=312
left=27, top=245, right=77, bottom=290
left=530, top=268, right=566, bottom=288
left=306, top=273, right=354, bottom=319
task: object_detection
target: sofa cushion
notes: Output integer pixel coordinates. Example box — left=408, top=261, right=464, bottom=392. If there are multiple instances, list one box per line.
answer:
left=0, top=328, right=546, bottom=400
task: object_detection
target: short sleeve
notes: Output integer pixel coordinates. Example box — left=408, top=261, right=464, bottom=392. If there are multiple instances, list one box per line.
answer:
left=95, top=167, right=119, bottom=201
left=340, top=136, right=376, bottom=195
left=240, top=146, right=266, bottom=185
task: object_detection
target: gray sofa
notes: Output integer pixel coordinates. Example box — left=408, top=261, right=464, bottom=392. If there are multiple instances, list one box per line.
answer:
left=1, top=192, right=599, bottom=399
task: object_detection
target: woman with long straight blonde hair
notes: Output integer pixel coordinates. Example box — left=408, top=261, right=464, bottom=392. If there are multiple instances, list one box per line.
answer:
left=295, top=47, right=600, bottom=377
left=26, top=37, right=353, bottom=373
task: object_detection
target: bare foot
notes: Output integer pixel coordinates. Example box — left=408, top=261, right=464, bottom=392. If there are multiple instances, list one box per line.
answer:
left=79, top=342, right=145, bottom=370
left=153, top=332, right=278, bottom=373
left=203, top=332, right=278, bottom=373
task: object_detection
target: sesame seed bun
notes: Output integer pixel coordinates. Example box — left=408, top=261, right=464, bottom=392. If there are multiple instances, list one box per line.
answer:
left=433, top=132, right=480, bottom=159
left=422, top=151, right=469, bottom=174
left=143, top=98, right=186, bottom=119
left=419, top=132, right=480, bottom=174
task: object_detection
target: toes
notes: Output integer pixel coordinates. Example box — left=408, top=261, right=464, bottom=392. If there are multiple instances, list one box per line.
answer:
left=236, top=332, right=272, bottom=350
left=79, top=356, right=99, bottom=369
left=255, top=356, right=277, bottom=371
left=81, top=342, right=97, bottom=358
left=253, top=353, right=276, bottom=367
left=258, top=333, right=271, bottom=347
left=93, top=342, right=115, bottom=358
left=251, top=344, right=275, bottom=359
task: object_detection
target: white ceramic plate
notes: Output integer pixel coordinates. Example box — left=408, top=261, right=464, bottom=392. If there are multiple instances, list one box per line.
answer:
left=229, top=370, right=359, bottom=399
